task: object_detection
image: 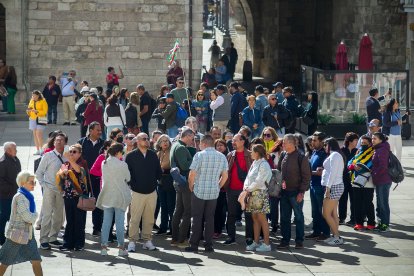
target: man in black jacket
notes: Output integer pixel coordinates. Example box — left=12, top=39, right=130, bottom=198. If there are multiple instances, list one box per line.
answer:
left=126, top=132, right=162, bottom=252
left=0, top=142, right=21, bottom=245
left=365, top=88, right=391, bottom=126
left=262, top=94, right=290, bottom=137
left=229, top=82, right=247, bottom=133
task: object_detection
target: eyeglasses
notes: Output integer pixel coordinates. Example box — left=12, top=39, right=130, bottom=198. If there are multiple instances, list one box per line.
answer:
left=69, top=150, right=79, bottom=154
left=160, top=140, right=169, bottom=143
left=126, top=136, right=135, bottom=140
left=139, top=137, right=149, bottom=141
left=178, top=82, right=184, bottom=84
left=263, top=133, right=272, bottom=138
left=269, top=98, right=276, bottom=101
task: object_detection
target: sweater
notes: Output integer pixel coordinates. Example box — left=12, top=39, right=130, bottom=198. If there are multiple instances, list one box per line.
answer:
left=6, top=193, right=38, bottom=242
left=371, top=142, right=392, bottom=185
left=96, top=157, right=131, bottom=211
left=170, top=140, right=193, bottom=177
left=83, top=100, right=104, bottom=127
left=125, top=149, right=162, bottom=194
left=321, top=152, right=344, bottom=188
left=365, top=95, right=385, bottom=124
left=0, top=153, right=21, bottom=199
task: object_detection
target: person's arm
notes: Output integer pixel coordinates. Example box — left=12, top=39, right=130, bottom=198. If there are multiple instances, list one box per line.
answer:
left=120, top=104, right=126, bottom=123
left=63, top=152, right=81, bottom=173
left=15, top=196, right=38, bottom=224
left=382, top=111, right=398, bottom=128
left=231, top=94, right=240, bottom=115
left=161, top=104, right=175, bottom=119
left=38, top=100, right=48, bottom=117
left=35, top=154, right=49, bottom=187
left=210, top=96, right=224, bottom=110
left=246, top=162, right=270, bottom=192
left=118, top=66, right=124, bottom=79
left=123, top=162, right=131, bottom=183
left=188, top=170, right=196, bottom=192
left=219, top=171, right=228, bottom=188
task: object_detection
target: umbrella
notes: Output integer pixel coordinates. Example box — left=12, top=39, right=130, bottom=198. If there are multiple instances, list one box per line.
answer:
left=358, top=34, right=373, bottom=70
left=335, top=41, right=348, bottom=70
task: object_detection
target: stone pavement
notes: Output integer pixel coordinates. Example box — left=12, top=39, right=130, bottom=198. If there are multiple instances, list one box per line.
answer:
left=0, top=120, right=414, bottom=276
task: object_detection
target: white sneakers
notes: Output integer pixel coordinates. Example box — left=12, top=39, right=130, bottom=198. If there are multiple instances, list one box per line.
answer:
left=127, top=241, right=136, bottom=252
left=324, top=236, right=344, bottom=246
left=142, top=240, right=156, bottom=251
left=101, top=247, right=128, bottom=256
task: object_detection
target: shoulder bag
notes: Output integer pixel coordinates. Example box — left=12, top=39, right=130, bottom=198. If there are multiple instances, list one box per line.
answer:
left=34, top=101, right=48, bottom=125
left=77, top=169, right=96, bottom=211
left=234, top=155, right=248, bottom=182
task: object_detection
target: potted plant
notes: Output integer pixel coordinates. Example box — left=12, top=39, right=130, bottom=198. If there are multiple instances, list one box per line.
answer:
left=351, top=113, right=368, bottom=136
left=318, top=114, right=334, bottom=125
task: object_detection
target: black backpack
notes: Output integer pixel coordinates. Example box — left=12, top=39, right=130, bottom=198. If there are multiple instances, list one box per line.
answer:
left=388, top=151, right=404, bottom=184
left=149, top=96, right=157, bottom=116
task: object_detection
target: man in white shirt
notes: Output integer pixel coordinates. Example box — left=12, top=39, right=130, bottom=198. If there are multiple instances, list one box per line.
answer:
left=210, top=85, right=231, bottom=133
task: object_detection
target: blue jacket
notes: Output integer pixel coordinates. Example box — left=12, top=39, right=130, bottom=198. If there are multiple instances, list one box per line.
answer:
left=230, top=92, right=247, bottom=133
left=382, top=109, right=408, bottom=136
left=242, top=106, right=262, bottom=129
left=283, top=95, right=303, bottom=117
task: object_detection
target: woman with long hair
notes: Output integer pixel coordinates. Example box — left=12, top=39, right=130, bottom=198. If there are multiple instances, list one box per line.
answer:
left=321, top=137, right=345, bottom=246
left=244, top=144, right=272, bottom=252
left=382, top=98, right=409, bottom=163
left=26, top=90, right=48, bottom=155
left=125, top=92, right=142, bottom=135
left=97, top=143, right=131, bottom=256
left=104, top=94, right=126, bottom=138
left=371, top=132, right=392, bottom=232
left=213, top=139, right=228, bottom=238
left=118, top=88, right=130, bottom=110
left=158, top=85, right=170, bottom=100
left=260, top=127, right=278, bottom=154
left=56, top=144, right=89, bottom=251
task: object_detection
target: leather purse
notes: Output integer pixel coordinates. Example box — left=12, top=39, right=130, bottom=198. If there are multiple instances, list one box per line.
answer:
left=77, top=172, right=96, bottom=211
left=9, top=228, right=30, bottom=244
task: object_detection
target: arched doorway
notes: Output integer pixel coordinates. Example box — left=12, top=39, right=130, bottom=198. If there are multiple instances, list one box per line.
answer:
left=0, top=4, right=5, bottom=60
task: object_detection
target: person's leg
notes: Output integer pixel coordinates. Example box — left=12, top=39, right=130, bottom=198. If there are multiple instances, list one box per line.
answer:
left=189, top=194, right=204, bottom=248
left=252, top=213, right=260, bottom=243
left=309, top=186, right=319, bottom=235
left=101, top=208, right=114, bottom=246
left=0, top=199, right=12, bottom=245
left=62, top=198, right=74, bottom=248
left=141, top=191, right=157, bottom=242
left=90, top=175, right=103, bottom=234
left=69, top=95, right=76, bottom=123
left=47, top=104, right=53, bottom=124
left=172, top=189, right=184, bottom=242
left=34, top=129, right=44, bottom=151
left=290, top=194, right=305, bottom=243
left=31, top=261, right=43, bottom=276
left=214, top=192, right=225, bottom=234
left=62, top=96, right=69, bottom=123
left=244, top=211, right=254, bottom=241
left=74, top=198, right=87, bottom=248
left=279, top=193, right=293, bottom=244
left=348, top=183, right=355, bottom=222
left=114, top=208, right=126, bottom=248
left=129, top=191, right=145, bottom=242
left=154, top=188, right=160, bottom=227
left=225, top=189, right=239, bottom=241
left=52, top=104, right=58, bottom=124
left=315, top=186, right=330, bottom=236
left=141, top=119, right=149, bottom=135
left=379, top=183, right=391, bottom=226
left=389, top=134, right=403, bottom=162
left=203, top=199, right=217, bottom=248
left=323, top=199, right=339, bottom=236
left=6, top=88, right=16, bottom=113
left=167, top=190, right=176, bottom=232
left=365, top=188, right=376, bottom=226
left=159, top=189, right=168, bottom=231
left=49, top=191, right=64, bottom=242
left=269, top=196, right=279, bottom=230
left=178, top=189, right=192, bottom=242
left=257, top=213, right=270, bottom=245
left=353, top=187, right=364, bottom=225
left=0, top=264, right=8, bottom=275
left=338, top=183, right=349, bottom=223
left=32, top=130, right=40, bottom=151
left=39, top=187, right=56, bottom=244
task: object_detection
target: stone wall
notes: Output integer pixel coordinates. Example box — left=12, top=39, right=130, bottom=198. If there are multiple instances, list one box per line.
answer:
left=4, top=0, right=203, bottom=99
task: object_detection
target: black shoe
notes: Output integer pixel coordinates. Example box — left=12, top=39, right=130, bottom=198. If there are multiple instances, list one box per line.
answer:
left=50, top=240, right=63, bottom=246
left=305, top=233, right=320, bottom=240
left=184, top=246, right=198, bottom=252
left=277, top=242, right=289, bottom=249
left=92, top=230, right=101, bottom=237
left=271, top=225, right=279, bottom=233
left=59, top=246, right=72, bottom=251
left=223, top=239, right=236, bottom=245
left=47, top=121, right=52, bottom=124
left=63, top=122, right=70, bottom=125
left=70, top=123, right=77, bottom=126
left=166, top=230, right=172, bottom=236
left=204, top=246, right=214, bottom=253
left=75, top=246, right=84, bottom=251
left=40, top=242, right=51, bottom=250
left=153, top=224, right=160, bottom=231
left=295, top=242, right=304, bottom=249
left=345, top=220, right=355, bottom=227
left=245, top=239, right=253, bottom=246
left=155, top=229, right=167, bottom=235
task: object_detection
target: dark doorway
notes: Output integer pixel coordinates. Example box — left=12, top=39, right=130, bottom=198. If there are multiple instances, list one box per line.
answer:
left=0, top=4, right=5, bottom=60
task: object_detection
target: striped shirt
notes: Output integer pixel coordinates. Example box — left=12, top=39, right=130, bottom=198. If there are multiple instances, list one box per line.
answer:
left=190, top=147, right=228, bottom=200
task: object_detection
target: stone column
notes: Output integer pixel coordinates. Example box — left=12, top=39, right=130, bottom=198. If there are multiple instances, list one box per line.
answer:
left=222, top=0, right=231, bottom=49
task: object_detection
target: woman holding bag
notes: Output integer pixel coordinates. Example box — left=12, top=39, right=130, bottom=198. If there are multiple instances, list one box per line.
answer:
left=0, top=171, right=42, bottom=276
left=56, top=144, right=89, bottom=251
left=27, top=90, right=48, bottom=155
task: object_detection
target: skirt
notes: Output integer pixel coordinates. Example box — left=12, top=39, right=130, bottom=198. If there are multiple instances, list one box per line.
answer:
left=0, top=235, right=42, bottom=265
left=246, top=190, right=270, bottom=214
left=29, top=119, right=46, bottom=131
left=329, top=184, right=344, bottom=200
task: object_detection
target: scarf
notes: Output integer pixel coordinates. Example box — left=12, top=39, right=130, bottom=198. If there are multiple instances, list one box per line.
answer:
left=264, top=140, right=275, bottom=154
left=348, top=146, right=374, bottom=181
left=18, top=187, right=36, bottom=213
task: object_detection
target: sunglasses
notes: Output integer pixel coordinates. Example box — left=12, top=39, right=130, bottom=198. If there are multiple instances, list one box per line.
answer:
left=126, top=136, right=135, bottom=140
left=269, top=98, right=276, bottom=101
left=263, top=133, right=272, bottom=138
left=139, top=137, right=149, bottom=141
left=69, top=150, right=79, bottom=154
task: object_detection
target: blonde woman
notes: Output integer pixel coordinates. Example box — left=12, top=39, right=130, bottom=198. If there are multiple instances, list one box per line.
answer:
left=0, top=171, right=42, bottom=276
left=260, top=127, right=278, bottom=154
left=27, top=90, right=48, bottom=155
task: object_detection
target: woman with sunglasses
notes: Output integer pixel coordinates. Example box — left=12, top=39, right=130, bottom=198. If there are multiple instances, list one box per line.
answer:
left=260, top=127, right=279, bottom=154
left=97, top=143, right=131, bottom=256
left=56, top=144, right=89, bottom=251
left=192, top=90, right=209, bottom=134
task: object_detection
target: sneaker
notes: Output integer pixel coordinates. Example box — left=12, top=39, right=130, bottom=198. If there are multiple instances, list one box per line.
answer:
left=223, top=238, right=236, bottom=245
left=142, top=240, right=156, bottom=251
left=256, top=243, right=271, bottom=252
left=170, top=240, right=179, bottom=247
left=354, top=224, right=365, bottom=231
left=327, top=236, right=344, bottom=246
left=204, top=246, right=214, bottom=253
left=75, top=246, right=84, bottom=251
left=101, top=248, right=108, bottom=256
left=345, top=220, right=355, bottom=227
left=305, top=233, right=320, bottom=240
left=59, top=246, right=72, bottom=251
left=118, top=249, right=128, bottom=256
left=127, top=241, right=136, bottom=252
left=245, top=239, right=253, bottom=246
left=246, top=241, right=260, bottom=251
left=295, top=242, right=304, bottom=249
left=176, top=241, right=189, bottom=249
left=153, top=224, right=160, bottom=231
left=376, top=224, right=390, bottom=232
left=50, top=240, right=63, bottom=247
left=366, top=224, right=375, bottom=230
left=92, top=230, right=101, bottom=237
left=276, top=242, right=289, bottom=249
left=235, top=220, right=242, bottom=227
left=271, top=226, right=279, bottom=233
left=316, top=234, right=330, bottom=241
left=323, top=235, right=335, bottom=244
left=34, top=150, right=41, bottom=156
left=63, top=122, right=70, bottom=125
left=40, top=243, right=51, bottom=250
left=166, top=231, right=172, bottom=236
left=184, top=246, right=198, bottom=252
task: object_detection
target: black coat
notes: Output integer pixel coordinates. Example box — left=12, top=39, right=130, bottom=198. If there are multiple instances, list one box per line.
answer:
left=262, top=104, right=290, bottom=129
left=365, top=95, right=385, bottom=124
left=42, top=83, right=61, bottom=106
left=0, top=154, right=21, bottom=199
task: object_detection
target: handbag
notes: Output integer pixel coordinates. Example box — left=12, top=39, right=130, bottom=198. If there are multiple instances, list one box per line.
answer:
left=353, top=171, right=371, bottom=188
left=0, top=85, right=8, bottom=97
left=77, top=171, right=96, bottom=211
left=34, top=101, right=48, bottom=125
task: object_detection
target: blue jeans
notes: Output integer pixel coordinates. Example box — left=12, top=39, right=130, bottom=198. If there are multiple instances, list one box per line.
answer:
left=167, top=125, right=178, bottom=138
left=47, top=104, right=58, bottom=123
left=310, top=186, right=330, bottom=236
left=101, top=207, right=125, bottom=247
left=159, top=188, right=176, bottom=232
left=141, top=119, right=150, bottom=135
left=376, top=183, right=391, bottom=226
left=280, top=190, right=305, bottom=243
left=0, top=199, right=12, bottom=245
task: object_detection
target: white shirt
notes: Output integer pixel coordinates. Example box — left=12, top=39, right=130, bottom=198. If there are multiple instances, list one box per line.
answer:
left=244, top=159, right=272, bottom=192
left=210, top=95, right=224, bottom=110
left=321, top=151, right=344, bottom=188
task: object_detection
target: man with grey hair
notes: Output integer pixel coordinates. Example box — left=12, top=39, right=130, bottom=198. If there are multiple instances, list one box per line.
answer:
left=60, top=70, right=78, bottom=125
left=0, top=142, right=21, bottom=245
left=185, top=135, right=228, bottom=252
left=170, top=127, right=194, bottom=248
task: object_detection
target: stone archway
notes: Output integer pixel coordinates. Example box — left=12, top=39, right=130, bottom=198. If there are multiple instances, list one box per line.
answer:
left=0, top=4, right=5, bottom=60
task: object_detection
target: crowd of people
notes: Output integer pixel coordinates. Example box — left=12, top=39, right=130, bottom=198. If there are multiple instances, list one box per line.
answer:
left=0, top=64, right=408, bottom=274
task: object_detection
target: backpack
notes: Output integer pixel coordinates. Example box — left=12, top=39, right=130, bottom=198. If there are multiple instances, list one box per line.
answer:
left=267, top=169, right=282, bottom=197
left=175, top=103, right=188, bottom=127
left=388, top=151, right=404, bottom=184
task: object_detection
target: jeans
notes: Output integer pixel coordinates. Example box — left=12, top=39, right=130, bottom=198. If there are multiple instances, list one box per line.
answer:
left=101, top=207, right=125, bottom=247
left=189, top=194, right=217, bottom=248
left=47, top=104, right=58, bottom=123
left=141, top=119, right=150, bottom=135
left=310, top=186, right=330, bottom=235
left=159, top=188, right=176, bottom=232
left=63, top=197, right=86, bottom=249
left=214, top=191, right=227, bottom=234
left=339, top=180, right=354, bottom=222
left=172, top=187, right=192, bottom=242
left=167, top=125, right=178, bottom=138
left=269, top=196, right=279, bottom=229
left=226, top=189, right=253, bottom=241
left=280, top=190, right=305, bottom=243
left=376, top=183, right=391, bottom=226
left=0, top=199, right=12, bottom=245
left=353, top=187, right=375, bottom=226
left=90, top=175, right=103, bottom=232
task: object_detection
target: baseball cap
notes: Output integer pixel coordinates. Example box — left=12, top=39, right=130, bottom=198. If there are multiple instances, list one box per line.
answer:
left=166, top=93, right=174, bottom=99
left=272, top=82, right=283, bottom=88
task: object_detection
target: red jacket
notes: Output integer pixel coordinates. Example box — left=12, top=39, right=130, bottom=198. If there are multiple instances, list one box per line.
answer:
left=83, top=100, right=104, bottom=127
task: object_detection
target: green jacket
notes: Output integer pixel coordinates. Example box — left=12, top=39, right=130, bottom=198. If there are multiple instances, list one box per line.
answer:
left=161, top=101, right=177, bottom=128
left=170, top=140, right=193, bottom=177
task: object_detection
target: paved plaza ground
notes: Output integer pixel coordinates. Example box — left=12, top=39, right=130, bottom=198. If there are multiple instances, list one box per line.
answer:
left=0, top=119, right=414, bottom=276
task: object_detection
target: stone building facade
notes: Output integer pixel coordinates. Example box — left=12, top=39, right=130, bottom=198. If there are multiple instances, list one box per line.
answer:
left=1, top=0, right=203, bottom=101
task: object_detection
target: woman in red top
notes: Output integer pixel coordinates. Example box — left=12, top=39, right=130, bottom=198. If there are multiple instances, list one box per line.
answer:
left=83, top=93, right=104, bottom=130
left=106, top=66, right=124, bottom=91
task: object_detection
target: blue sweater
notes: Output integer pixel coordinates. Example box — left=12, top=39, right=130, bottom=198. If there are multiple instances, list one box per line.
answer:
left=242, top=107, right=262, bottom=129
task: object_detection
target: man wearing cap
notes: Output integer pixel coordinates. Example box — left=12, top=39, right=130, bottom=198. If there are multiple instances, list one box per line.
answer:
left=162, top=93, right=179, bottom=138
left=356, top=119, right=381, bottom=149
left=282, top=87, right=303, bottom=134
left=272, top=82, right=284, bottom=103
left=255, top=85, right=268, bottom=117
left=365, top=88, right=391, bottom=127
left=210, top=84, right=231, bottom=133
left=229, top=82, right=247, bottom=133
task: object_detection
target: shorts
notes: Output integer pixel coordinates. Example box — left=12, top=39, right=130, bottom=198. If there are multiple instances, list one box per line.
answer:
left=329, top=184, right=344, bottom=200
left=29, top=119, right=45, bottom=131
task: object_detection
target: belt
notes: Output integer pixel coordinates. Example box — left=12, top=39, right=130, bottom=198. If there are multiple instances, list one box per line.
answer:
left=62, top=95, right=75, bottom=97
